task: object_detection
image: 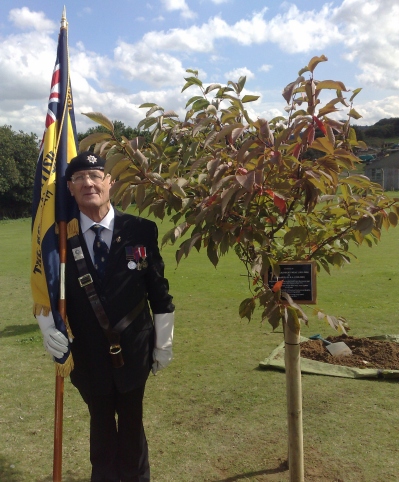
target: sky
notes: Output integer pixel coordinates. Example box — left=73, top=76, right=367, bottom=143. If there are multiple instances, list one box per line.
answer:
left=0, top=0, right=398, bottom=138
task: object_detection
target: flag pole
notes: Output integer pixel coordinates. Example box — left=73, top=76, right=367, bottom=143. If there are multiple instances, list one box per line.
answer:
left=53, top=8, right=70, bottom=481
left=31, top=4, right=77, bottom=480
left=54, top=221, right=67, bottom=482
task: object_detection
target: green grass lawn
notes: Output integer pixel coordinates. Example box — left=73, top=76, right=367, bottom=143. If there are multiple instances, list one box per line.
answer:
left=1, top=211, right=399, bottom=481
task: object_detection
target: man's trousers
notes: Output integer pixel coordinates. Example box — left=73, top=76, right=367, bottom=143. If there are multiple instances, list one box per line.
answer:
left=78, top=383, right=150, bottom=482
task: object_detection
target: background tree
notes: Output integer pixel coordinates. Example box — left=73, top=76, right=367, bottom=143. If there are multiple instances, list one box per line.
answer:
left=77, top=120, right=151, bottom=145
left=80, top=55, right=399, bottom=331
left=0, top=125, right=39, bottom=219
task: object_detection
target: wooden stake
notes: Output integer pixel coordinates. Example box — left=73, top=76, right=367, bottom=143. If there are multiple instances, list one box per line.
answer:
left=284, top=317, right=304, bottom=481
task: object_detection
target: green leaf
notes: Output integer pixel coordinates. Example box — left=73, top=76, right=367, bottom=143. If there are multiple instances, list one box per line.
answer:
left=109, top=159, right=132, bottom=179
left=132, top=150, right=148, bottom=171
left=298, top=65, right=309, bottom=76
left=349, top=88, right=362, bottom=103
left=168, top=161, right=180, bottom=178
left=388, top=211, right=398, bottom=227
left=78, top=132, right=112, bottom=152
left=348, top=108, right=362, bottom=120
left=146, top=105, right=164, bottom=117
left=185, top=96, right=203, bottom=108
left=239, top=297, right=256, bottom=321
left=311, top=137, right=335, bottom=154
left=215, top=86, right=235, bottom=98
left=192, top=99, right=210, bottom=112
left=241, top=95, right=260, bottom=103
left=139, top=103, right=158, bottom=108
left=355, top=216, right=374, bottom=235
left=181, top=76, right=203, bottom=93
left=237, top=76, right=246, bottom=93
left=135, top=183, right=146, bottom=209
left=315, top=80, right=347, bottom=91
left=171, top=182, right=186, bottom=198
left=204, top=83, right=221, bottom=95
left=82, top=112, right=114, bottom=132
left=308, top=55, right=328, bottom=73
left=137, top=117, right=157, bottom=130
left=207, top=239, right=219, bottom=268
left=283, top=226, right=308, bottom=245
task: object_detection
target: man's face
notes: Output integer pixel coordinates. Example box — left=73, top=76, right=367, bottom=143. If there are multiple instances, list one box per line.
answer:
left=67, top=169, right=112, bottom=215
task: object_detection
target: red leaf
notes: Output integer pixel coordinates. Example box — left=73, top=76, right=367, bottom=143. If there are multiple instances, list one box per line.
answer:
left=272, top=280, right=284, bottom=292
left=266, top=190, right=287, bottom=215
left=273, top=193, right=287, bottom=215
left=313, top=116, right=327, bottom=135
left=293, top=143, right=302, bottom=159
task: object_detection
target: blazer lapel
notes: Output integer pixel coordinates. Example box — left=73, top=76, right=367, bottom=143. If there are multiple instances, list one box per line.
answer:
left=102, top=210, right=136, bottom=282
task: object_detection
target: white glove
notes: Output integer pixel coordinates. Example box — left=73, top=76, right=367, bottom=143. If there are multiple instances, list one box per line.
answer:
left=152, top=312, right=174, bottom=375
left=36, top=312, right=69, bottom=359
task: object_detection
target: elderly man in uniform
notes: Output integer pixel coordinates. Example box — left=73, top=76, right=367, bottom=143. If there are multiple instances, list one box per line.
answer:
left=36, top=151, right=175, bottom=482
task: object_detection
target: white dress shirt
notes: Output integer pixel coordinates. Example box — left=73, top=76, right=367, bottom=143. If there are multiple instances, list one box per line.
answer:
left=80, top=206, right=115, bottom=264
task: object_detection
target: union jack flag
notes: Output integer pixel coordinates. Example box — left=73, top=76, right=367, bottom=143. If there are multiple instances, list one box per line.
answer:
left=31, top=14, right=78, bottom=375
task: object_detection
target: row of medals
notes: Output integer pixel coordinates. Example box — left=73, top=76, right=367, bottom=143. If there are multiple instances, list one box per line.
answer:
left=127, top=257, right=148, bottom=270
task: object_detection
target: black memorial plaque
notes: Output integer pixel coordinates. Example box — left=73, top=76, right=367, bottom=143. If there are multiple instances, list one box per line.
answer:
left=267, top=261, right=316, bottom=304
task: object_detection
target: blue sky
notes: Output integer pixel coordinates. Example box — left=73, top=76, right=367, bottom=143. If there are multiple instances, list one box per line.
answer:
left=0, top=0, right=398, bottom=137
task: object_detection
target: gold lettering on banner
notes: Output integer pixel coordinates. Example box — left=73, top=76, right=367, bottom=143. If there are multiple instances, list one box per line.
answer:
left=67, top=86, right=73, bottom=110
left=33, top=248, right=42, bottom=274
left=33, top=224, right=42, bottom=275
left=41, top=151, right=55, bottom=188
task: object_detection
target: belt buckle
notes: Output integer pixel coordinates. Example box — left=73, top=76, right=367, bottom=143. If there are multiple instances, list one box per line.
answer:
left=78, top=273, right=93, bottom=287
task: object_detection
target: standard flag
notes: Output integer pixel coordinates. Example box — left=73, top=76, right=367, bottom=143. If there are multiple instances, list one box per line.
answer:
left=31, top=9, right=78, bottom=377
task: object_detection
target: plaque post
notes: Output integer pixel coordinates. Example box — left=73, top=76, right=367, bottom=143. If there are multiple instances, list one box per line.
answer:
left=284, top=313, right=304, bottom=482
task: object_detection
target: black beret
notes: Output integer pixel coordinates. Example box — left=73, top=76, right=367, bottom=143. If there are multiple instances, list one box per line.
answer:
left=65, top=151, right=106, bottom=180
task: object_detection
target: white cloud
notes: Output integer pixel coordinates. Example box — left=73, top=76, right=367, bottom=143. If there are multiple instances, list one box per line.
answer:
left=0, top=31, right=57, bottom=102
left=77, top=7, right=92, bottom=17
left=265, top=4, right=343, bottom=53
left=225, top=67, right=254, bottom=82
left=1, top=2, right=399, bottom=138
left=139, top=7, right=341, bottom=53
left=331, top=0, right=399, bottom=91
left=259, top=64, right=272, bottom=73
left=356, top=95, right=399, bottom=125
left=114, top=41, right=186, bottom=86
left=161, top=0, right=196, bottom=19
left=8, top=7, right=57, bottom=32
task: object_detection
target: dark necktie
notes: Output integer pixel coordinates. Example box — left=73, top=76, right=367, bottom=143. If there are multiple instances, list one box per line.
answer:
left=90, top=224, right=109, bottom=278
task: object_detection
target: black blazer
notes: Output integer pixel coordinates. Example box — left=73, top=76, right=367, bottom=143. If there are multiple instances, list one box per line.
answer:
left=65, top=210, right=174, bottom=396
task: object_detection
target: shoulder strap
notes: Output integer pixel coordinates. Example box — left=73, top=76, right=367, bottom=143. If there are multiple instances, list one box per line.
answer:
left=69, top=235, right=146, bottom=335
left=69, top=234, right=112, bottom=334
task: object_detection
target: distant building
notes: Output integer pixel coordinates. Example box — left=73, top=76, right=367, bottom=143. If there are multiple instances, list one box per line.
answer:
left=364, top=151, right=399, bottom=190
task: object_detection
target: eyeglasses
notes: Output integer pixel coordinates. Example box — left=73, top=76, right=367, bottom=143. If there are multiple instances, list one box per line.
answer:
left=70, top=172, right=107, bottom=185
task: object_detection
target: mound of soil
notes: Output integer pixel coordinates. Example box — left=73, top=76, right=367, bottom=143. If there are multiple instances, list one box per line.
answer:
left=300, top=334, right=399, bottom=370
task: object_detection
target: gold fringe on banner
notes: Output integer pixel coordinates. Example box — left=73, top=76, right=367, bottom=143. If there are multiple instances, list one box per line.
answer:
left=67, top=218, right=79, bottom=239
left=33, top=303, right=51, bottom=316
left=56, top=352, right=74, bottom=377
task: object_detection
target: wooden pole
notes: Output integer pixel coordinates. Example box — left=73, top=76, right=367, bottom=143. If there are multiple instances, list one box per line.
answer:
left=53, top=220, right=68, bottom=482
left=53, top=374, right=64, bottom=481
left=284, top=315, right=304, bottom=482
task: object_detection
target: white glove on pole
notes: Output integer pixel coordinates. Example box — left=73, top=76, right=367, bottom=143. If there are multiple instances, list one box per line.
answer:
left=36, top=312, right=69, bottom=359
left=152, top=312, right=174, bottom=375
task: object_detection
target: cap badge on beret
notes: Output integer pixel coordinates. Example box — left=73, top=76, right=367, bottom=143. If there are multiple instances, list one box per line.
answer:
left=65, top=150, right=106, bottom=180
